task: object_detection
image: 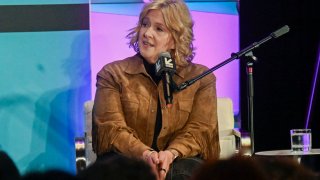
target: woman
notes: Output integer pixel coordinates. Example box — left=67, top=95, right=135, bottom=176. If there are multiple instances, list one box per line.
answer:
left=92, top=0, right=220, bottom=179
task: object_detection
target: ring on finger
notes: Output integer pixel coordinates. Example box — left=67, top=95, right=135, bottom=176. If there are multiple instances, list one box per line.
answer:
left=159, top=168, right=167, bottom=174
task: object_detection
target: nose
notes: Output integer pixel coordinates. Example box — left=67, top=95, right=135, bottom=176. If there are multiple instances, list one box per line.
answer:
left=144, top=27, right=153, bottom=38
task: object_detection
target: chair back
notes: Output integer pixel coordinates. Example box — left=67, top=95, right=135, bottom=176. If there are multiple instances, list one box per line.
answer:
left=82, top=97, right=237, bottom=163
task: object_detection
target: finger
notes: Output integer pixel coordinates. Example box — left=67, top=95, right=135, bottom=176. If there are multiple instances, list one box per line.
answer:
left=151, top=164, right=160, bottom=180
left=150, top=152, right=160, bottom=164
left=158, top=151, right=166, bottom=163
left=145, top=158, right=160, bottom=180
left=159, top=168, right=167, bottom=180
left=158, top=151, right=172, bottom=167
left=146, top=156, right=153, bottom=164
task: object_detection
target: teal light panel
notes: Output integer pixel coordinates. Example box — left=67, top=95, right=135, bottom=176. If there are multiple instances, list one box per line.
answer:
left=0, top=30, right=91, bottom=174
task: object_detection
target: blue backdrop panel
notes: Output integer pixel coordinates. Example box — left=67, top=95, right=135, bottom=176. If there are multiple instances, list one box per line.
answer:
left=91, top=2, right=238, bottom=16
left=0, top=30, right=91, bottom=174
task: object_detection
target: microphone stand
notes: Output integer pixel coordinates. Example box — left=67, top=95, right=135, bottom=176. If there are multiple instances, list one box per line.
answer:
left=174, top=25, right=290, bottom=155
left=245, top=52, right=257, bottom=155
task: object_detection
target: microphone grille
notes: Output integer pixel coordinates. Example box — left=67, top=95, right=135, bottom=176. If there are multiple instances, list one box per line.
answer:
left=155, top=52, right=175, bottom=76
left=159, top=52, right=171, bottom=58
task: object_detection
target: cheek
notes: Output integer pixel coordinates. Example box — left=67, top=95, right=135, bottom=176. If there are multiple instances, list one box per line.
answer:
left=163, top=38, right=175, bottom=50
left=137, top=31, right=144, bottom=48
left=168, top=39, right=175, bottom=49
left=164, top=34, right=175, bottom=49
left=138, top=30, right=143, bottom=40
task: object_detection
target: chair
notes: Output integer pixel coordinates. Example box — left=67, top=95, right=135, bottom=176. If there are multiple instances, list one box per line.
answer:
left=83, top=100, right=96, bottom=166
left=79, top=98, right=240, bottom=167
left=217, top=98, right=241, bottom=159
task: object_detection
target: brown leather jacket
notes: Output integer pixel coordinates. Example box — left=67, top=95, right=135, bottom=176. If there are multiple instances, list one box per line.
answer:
left=92, top=54, right=220, bottom=160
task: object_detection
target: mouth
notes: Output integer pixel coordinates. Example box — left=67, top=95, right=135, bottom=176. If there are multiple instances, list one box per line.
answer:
left=142, top=40, right=154, bottom=47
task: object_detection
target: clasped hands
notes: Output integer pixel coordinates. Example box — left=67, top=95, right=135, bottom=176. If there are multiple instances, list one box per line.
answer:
left=142, top=149, right=176, bottom=180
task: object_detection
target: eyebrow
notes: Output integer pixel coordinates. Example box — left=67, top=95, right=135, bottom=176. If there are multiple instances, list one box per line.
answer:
left=142, top=17, right=166, bottom=27
left=155, top=22, right=166, bottom=28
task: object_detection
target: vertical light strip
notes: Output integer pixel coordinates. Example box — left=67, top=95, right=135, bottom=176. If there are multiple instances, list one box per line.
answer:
left=305, top=43, right=320, bottom=128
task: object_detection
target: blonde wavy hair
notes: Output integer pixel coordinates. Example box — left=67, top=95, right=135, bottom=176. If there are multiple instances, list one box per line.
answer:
left=127, top=0, right=195, bottom=65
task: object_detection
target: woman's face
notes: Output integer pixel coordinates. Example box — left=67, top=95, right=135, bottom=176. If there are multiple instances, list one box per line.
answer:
left=138, top=9, right=175, bottom=64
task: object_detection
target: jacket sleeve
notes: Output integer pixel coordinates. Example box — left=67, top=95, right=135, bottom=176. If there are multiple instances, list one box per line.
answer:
left=92, top=65, right=150, bottom=158
left=166, top=72, right=220, bottom=160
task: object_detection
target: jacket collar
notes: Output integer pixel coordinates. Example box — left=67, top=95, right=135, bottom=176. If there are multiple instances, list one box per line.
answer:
left=124, top=53, right=188, bottom=79
left=124, top=54, right=147, bottom=75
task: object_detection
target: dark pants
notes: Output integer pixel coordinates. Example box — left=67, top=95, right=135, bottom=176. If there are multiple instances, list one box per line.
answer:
left=97, top=152, right=203, bottom=180
left=166, top=157, right=203, bottom=180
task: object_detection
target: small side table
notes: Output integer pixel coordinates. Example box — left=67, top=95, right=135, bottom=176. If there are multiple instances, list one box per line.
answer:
left=255, top=149, right=320, bottom=156
left=255, top=149, right=320, bottom=172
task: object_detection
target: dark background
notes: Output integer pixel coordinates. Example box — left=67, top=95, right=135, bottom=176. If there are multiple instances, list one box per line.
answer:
left=239, top=0, right=320, bottom=152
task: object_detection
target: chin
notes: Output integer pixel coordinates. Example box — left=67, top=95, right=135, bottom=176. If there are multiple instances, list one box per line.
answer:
left=145, top=58, right=156, bottom=64
left=140, top=53, right=156, bottom=64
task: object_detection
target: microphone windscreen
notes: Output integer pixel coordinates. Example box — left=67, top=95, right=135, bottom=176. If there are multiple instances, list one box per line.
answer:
left=155, top=52, right=176, bottom=76
left=159, top=52, right=171, bottom=58
left=271, top=25, right=290, bottom=38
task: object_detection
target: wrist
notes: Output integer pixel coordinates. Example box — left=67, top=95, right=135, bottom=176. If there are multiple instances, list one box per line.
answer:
left=167, top=149, right=179, bottom=161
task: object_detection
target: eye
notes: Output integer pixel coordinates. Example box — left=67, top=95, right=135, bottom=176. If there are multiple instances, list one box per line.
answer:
left=141, top=22, right=147, bottom=27
left=141, top=19, right=149, bottom=27
left=156, top=27, right=164, bottom=32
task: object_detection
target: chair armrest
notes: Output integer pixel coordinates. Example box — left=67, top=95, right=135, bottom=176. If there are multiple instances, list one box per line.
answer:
left=219, top=129, right=242, bottom=156
left=219, top=129, right=241, bottom=138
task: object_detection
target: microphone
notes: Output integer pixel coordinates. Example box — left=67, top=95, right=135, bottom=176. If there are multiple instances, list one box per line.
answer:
left=155, top=52, right=176, bottom=108
left=270, top=25, right=290, bottom=38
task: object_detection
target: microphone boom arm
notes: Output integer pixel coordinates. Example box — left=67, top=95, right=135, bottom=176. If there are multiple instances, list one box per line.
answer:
left=175, top=25, right=290, bottom=92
